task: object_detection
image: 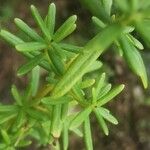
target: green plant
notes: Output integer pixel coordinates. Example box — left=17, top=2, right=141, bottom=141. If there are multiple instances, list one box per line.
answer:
left=0, top=0, right=149, bottom=149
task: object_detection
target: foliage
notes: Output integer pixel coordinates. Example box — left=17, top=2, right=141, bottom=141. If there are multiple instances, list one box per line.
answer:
left=0, top=0, right=150, bottom=149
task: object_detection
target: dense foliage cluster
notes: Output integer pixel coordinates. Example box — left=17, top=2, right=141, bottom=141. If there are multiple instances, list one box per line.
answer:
left=0, top=0, right=150, bottom=149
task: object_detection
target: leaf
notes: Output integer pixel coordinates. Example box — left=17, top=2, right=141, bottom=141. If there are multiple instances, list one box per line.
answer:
left=52, top=24, right=123, bottom=98
left=85, top=60, right=103, bottom=73
left=123, top=26, right=135, bottom=33
left=14, top=18, right=43, bottom=41
left=17, top=54, right=44, bottom=76
left=31, top=66, right=40, bottom=96
left=94, top=108, right=109, bottom=135
left=48, top=47, right=65, bottom=75
left=16, top=42, right=47, bottom=52
left=115, top=0, right=129, bottom=12
left=92, top=16, right=106, bottom=28
left=47, top=3, right=56, bottom=36
left=0, top=105, right=19, bottom=112
left=61, top=103, right=69, bottom=120
left=30, top=5, right=51, bottom=41
left=1, top=129, right=10, bottom=145
left=97, top=84, right=124, bottom=106
left=135, top=20, right=150, bottom=44
left=81, top=79, right=95, bottom=89
left=120, top=35, right=148, bottom=88
left=14, top=110, right=25, bottom=129
left=101, top=0, right=112, bottom=16
left=83, top=117, right=93, bottom=150
left=59, top=42, right=83, bottom=53
left=70, top=128, right=83, bottom=137
left=127, top=34, right=144, bottom=50
left=98, top=107, right=118, bottom=124
left=0, top=30, right=24, bottom=46
left=26, top=108, right=47, bottom=121
left=0, top=113, right=17, bottom=124
left=72, top=84, right=85, bottom=102
left=11, top=85, right=22, bottom=106
left=70, top=107, right=92, bottom=129
left=95, top=73, right=106, bottom=99
left=98, top=83, right=112, bottom=99
left=50, top=105, right=62, bottom=138
left=41, top=96, right=72, bottom=105
left=62, top=124, right=69, bottom=150
left=53, top=15, right=77, bottom=42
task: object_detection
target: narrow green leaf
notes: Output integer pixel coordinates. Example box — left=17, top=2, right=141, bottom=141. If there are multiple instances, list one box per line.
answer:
left=92, top=16, right=106, bottom=28
left=31, top=66, right=40, bottom=96
left=70, top=107, right=92, bottom=129
left=98, top=83, right=112, bottom=99
left=47, top=3, right=56, bottom=36
left=52, top=24, right=122, bottom=98
left=41, top=96, right=72, bottom=105
left=14, top=110, right=25, bottom=129
left=0, top=105, right=18, bottom=112
left=115, top=0, right=129, bottom=12
left=81, top=79, right=95, bottom=89
left=70, top=128, right=83, bottom=137
left=62, top=124, right=69, bottom=150
left=135, top=20, right=150, bottom=44
left=51, top=42, right=67, bottom=60
left=83, top=117, right=93, bottom=150
left=14, top=18, right=43, bottom=41
left=48, top=48, right=65, bottom=75
left=94, top=108, right=109, bottom=135
left=98, top=107, right=118, bottom=124
left=127, top=34, right=144, bottom=50
left=17, top=53, right=44, bottom=76
left=97, top=84, right=124, bottom=106
left=0, top=113, right=17, bottom=124
left=16, top=42, right=47, bottom=52
left=95, top=73, right=106, bottom=99
left=61, top=103, right=69, bottom=120
left=85, top=60, right=103, bottom=73
left=11, top=85, right=22, bottom=106
left=59, top=42, right=83, bottom=53
left=50, top=105, right=62, bottom=138
left=30, top=5, right=51, bottom=41
left=53, top=15, right=77, bottom=42
left=72, top=84, right=85, bottom=102
left=101, top=0, right=112, bottom=16
left=120, top=35, right=148, bottom=88
left=1, top=129, right=10, bottom=145
left=26, top=108, right=47, bottom=121
left=0, top=30, right=24, bottom=46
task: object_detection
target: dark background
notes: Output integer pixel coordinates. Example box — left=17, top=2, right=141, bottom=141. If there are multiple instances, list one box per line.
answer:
left=0, top=0, right=150, bottom=149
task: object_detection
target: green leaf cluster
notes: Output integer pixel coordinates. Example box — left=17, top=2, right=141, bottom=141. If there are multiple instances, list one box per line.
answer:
left=0, top=0, right=149, bottom=149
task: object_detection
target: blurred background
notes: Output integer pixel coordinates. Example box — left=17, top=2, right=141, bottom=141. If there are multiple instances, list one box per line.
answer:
left=0, top=0, right=150, bottom=150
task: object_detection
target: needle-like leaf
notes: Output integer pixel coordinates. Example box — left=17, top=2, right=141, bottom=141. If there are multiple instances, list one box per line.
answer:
left=14, top=18, right=44, bottom=41
left=97, top=84, right=124, bottom=106
left=83, top=117, right=93, bottom=150
left=16, top=42, right=47, bottom=52
left=70, top=107, right=92, bottom=129
left=47, top=3, right=56, bottom=36
left=53, top=15, right=77, bottom=42
left=11, top=85, right=22, bottom=106
left=94, top=108, right=109, bottom=135
left=31, top=5, right=51, bottom=41
left=17, top=53, right=44, bottom=76
left=98, top=107, right=118, bottom=124
left=0, top=30, right=24, bottom=45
